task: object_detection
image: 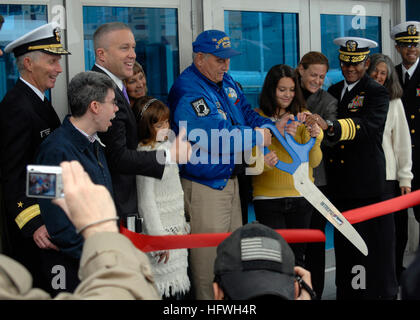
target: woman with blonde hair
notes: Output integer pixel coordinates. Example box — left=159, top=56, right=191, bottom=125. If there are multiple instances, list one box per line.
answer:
left=124, top=61, right=148, bottom=107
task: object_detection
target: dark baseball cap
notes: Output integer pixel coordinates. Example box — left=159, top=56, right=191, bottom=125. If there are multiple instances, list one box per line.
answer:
left=193, top=29, right=241, bottom=59
left=214, top=221, right=296, bottom=300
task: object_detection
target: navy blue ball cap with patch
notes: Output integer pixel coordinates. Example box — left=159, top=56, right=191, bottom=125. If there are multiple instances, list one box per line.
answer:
left=4, top=21, right=70, bottom=58
left=214, top=221, right=296, bottom=300
left=193, top=29, right=241, bottom=59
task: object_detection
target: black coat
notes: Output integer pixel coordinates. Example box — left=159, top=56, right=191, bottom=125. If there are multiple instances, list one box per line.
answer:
left=401, top=249, right=420, bottom=299
left=326, top=74, right=397, bottom=299
left=325, top=73, right=389, bottom=199
left=396, top=62, right=420, bottom=188
left=92, top=65, right=165, bottom=218
left=0, top=79, right=61, bottom=291
left=0, top=79, right=61, bottom=239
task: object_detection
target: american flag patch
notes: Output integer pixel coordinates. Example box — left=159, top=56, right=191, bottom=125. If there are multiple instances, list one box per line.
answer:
left=241, top=237, right=282, bottom=263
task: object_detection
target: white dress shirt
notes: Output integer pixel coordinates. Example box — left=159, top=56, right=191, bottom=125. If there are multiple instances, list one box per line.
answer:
left=341, top=79, right=360, bottom=100
left=20, top=77, right=45, bottom=101
left=402, top=57, right=419, bottom=84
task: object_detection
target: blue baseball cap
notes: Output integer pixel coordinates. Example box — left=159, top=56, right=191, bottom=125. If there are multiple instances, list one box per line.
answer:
left=193, top=30, right=241, bottom=59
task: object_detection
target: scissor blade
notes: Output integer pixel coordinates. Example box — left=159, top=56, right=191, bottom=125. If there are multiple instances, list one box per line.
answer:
left=293, top=163, right=368, bottom=256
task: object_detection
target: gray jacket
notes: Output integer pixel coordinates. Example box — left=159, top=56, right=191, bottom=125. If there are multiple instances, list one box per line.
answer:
left=306, top=89, right=338, bottom=186
left=0, top=232, right=160, bottom=300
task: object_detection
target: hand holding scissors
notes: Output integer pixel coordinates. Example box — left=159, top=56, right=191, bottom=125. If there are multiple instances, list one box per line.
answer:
left=261, top=120, right=368, bottom=256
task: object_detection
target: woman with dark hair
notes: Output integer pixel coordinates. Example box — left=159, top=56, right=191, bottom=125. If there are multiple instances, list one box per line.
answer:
left=296, top=51, right=338, bottom=300
left=367, top=53, right=413, bottom=283
left=252, top=64, right=323, bottom=267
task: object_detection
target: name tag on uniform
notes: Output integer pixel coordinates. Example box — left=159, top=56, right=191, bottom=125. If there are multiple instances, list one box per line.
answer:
left=40, top=128, right=51, bottom=138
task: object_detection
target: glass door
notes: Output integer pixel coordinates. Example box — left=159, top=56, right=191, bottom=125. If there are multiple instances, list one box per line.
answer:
left=203, top=0, right=309, bottom=108
left=310, top=0, right=391, bottom=88
left=66, top=0, right=192, bottom=103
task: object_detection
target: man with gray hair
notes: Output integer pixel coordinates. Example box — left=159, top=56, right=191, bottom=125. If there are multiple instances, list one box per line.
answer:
left=0, top=21, right=69, bottom=292
left=34, top=71, right=118, bottom=294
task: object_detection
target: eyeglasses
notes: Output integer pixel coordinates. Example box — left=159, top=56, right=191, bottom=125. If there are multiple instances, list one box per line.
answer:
left=101, top=99, right=118, bottom=106
left=340, top=61, right=365, bottom=67
left=398, top=42, right=420, bottom=48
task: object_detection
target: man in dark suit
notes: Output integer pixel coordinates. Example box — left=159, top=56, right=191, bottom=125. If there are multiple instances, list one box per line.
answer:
left=0, top=22, right=70, bottom=291
left=392, top=22, right=420, bottom=232
left=324, top=37, right=397, bottom=300
left=92, top=22, right=190, bottom=230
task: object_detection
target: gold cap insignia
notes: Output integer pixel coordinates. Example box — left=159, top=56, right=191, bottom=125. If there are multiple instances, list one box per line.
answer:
left=408, top=25, right=417, bottom=36
left=346, top=40, right=357, bottom=52
left=54, top=27, right=61, bottom=42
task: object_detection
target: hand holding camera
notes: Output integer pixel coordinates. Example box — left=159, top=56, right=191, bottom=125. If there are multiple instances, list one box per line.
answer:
left=27, top=161, right=118, bottom=239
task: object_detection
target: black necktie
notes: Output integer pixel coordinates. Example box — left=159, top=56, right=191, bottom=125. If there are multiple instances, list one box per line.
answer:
left=341, top=87, right=349, bottom=102
left=404, top=72, right=410, bottom=88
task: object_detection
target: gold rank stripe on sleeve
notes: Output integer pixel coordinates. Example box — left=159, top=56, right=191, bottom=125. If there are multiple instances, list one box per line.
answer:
left=338, top=118, right=356, bottom=141
left=15, top=204, right=41, bottom=229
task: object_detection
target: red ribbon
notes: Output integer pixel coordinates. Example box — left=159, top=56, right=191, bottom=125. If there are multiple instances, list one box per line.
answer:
left=120, top=189, right=420, bottom=252
left=120, top=226, right=325, bottom=252
left=343, top=189, right=420, bottom=224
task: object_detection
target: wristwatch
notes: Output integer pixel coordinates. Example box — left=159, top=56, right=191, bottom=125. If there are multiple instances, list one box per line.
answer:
left=326, top=120, right=335, bottom=136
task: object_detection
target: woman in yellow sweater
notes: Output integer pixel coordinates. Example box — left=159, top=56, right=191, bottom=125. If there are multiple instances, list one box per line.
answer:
left=253, top=64, right=323, bottom=267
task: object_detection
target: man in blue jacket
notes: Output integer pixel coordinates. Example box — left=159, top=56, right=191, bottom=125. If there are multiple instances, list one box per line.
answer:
left=35, top=71, right=118, bottom=295
left=168, top=29, right=274, bottom=299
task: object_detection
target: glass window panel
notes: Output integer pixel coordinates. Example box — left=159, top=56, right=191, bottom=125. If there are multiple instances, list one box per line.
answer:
left=406, top=0, right=420, bottom=22
left=0, top=5, right=48, bottom=101
left=83, top=6, right=179, bottom=103
left=320, top=14, right=382, bottom=89
left=225, top=10, right=299, bottom=108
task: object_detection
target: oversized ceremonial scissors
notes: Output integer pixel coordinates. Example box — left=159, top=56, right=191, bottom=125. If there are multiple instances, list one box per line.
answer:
left=261, top=122, right=368, bottom=256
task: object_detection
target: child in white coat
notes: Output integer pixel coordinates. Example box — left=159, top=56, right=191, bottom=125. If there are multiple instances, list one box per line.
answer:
left=133, top=96, right=190, bottom=299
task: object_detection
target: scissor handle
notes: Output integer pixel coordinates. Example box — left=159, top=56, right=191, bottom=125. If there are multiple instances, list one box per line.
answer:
left=261, top=120, right=316, bottom=174
left=284, top=120, right=316, bottom=163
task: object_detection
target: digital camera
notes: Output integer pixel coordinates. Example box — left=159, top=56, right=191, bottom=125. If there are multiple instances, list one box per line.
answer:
left=26, top=165, right=64, bottom=199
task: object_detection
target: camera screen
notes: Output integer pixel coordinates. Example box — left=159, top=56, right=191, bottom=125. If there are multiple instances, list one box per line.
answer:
left=27, top=172, right=57, bottom=197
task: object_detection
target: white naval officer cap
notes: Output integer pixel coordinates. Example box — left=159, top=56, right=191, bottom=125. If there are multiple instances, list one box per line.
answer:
left=4, top=21, right=70, bottom=58
left=333, top=37, right=378, bottom=64
left=391, top=21, right=420, bottom=45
